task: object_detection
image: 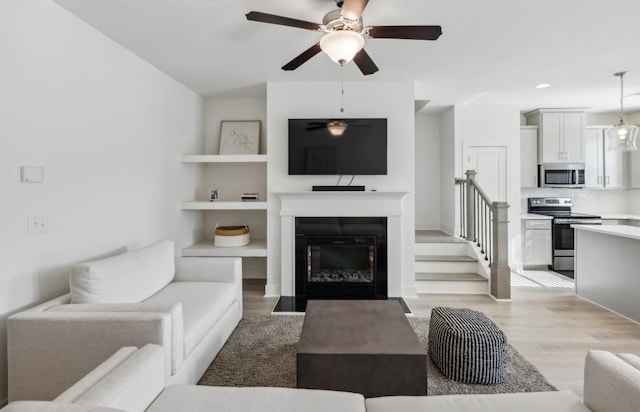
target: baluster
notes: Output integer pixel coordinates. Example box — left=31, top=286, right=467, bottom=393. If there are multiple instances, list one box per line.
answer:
left=485, top=203, right=490, bottom=261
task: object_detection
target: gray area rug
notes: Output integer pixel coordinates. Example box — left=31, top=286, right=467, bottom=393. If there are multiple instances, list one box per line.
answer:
left=199, top=314, right=556, bottom=395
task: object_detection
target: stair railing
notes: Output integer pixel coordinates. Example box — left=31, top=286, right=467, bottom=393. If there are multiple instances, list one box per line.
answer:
left=455, top=170, right=511, bottom=299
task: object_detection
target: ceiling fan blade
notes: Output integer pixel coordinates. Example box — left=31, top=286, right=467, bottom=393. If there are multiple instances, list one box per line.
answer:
left=367, top=25, right=443, bottom=40
left=340, top=0, right=369, bottom=21
left=353, top=49, right=379, bottom=75
left=282, top=43, right=322, bottom=71
left=246, top=11, right=321, bottom=31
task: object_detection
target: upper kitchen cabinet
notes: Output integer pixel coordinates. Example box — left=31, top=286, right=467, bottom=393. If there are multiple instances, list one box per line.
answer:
left=629, top=147, right=640, bottom=188
left=525, top=109, right=585, bottom=163
left=520, top=126, right=539, bottom=187
left=585, top=127, right=626, bottom=188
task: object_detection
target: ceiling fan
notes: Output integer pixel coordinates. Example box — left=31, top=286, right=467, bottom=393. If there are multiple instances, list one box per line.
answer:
left=246, top=0, right=442, bottom=75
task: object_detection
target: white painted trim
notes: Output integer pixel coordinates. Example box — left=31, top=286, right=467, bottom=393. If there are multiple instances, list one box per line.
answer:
left=275, top=191, right=409, bottom=297
left=402, top=286, right=418, bottom=299
left=264, top=282, right=281, bottom=298
left=181, top=154, right=268, bottom=163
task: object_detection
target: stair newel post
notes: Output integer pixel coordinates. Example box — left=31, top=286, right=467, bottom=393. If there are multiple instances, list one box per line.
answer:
left=490, top=201, right=511, bottom=299
left=465, top=170, right=477, bottom=242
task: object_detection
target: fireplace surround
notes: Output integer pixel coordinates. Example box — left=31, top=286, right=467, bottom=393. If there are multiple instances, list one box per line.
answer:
left=273, top=191, right=412, bottom=312
left=295, top=217, right=387, bottom=300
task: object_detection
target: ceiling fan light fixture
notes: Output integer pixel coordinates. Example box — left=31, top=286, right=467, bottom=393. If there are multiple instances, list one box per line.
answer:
left=327, top=120, right=347, bottom=136
left=320, top=30, right=364, bottom=65
left=607, top=71, right=638, bottom=152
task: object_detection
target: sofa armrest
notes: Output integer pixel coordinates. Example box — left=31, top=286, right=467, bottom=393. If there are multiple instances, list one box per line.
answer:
left=1, top=401, right=129, bottom=411
left=56, top=344, right=166, bottom=412
left=584, top=350, right=640, bottom=412
left=174, top=257, right=241, bottom=284
left=8, top=311, right=172, bottom=402
left=49, top=303, right=184, bottom=375
left=174, top=257, right=243, bottom=318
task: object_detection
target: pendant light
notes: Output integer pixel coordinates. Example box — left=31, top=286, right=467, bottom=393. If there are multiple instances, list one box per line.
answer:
left=607, top=71, right=638, bottom=151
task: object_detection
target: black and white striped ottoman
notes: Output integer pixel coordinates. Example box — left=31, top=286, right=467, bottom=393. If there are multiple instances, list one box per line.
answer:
left=428, top=307, right=507, bottom=384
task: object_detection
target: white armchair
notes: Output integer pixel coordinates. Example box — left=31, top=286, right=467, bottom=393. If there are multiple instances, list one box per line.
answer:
left=7, top=241, right=242, bottom=402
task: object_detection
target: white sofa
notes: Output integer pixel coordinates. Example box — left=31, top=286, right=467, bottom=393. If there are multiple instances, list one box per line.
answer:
left=7, top=240, right=242, bottom=402
left=1, top=344, right=366, bottom=412
left=2, top=344, right=640, bottom=412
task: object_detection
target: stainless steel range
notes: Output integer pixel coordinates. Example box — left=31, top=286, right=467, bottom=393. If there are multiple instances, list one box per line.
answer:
left=527, top=197, right=601, bottom=277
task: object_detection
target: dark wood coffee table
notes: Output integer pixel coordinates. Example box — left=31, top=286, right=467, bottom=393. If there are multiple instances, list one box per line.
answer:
left=297, top=300, right=427, bottom=397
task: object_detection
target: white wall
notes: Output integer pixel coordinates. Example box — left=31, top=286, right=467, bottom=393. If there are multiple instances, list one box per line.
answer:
left=629, top=190, right=640, bottom=214
left=454, top=106, right=522, bottom=265
left=439, top=108, right=456, bottom=235
left=0, top=0, right=203, bottom=403
left=265, top=81, right=416, bottom=297
left=415, top=114, right=441, bottom=229
left=201, top=98, right=267, bottom=278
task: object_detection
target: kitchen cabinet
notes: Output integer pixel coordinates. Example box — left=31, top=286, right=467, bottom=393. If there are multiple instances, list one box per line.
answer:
left=629, top=146, right=640, bottom=188
left=584, top=127, right=626, bottom=188
left=525, top=109, right=585, bottom=164
left=520, top=126, right=538, bottom=187
left=522, top=219, right=552, bottom=266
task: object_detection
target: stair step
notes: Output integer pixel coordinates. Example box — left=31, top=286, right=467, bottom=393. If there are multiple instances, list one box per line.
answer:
left=414, top=242, right=470, bottom=256
left=415, top=278, right=488, bottom=294
left=415, top=230, right=466, bottom=244
left=415, top=255, right=477, bottom=262
left=415, top=272, right=486, bottom=282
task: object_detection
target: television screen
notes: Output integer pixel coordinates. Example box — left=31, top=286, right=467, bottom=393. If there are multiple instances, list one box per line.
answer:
left=288, top=118, right=387, bottom=175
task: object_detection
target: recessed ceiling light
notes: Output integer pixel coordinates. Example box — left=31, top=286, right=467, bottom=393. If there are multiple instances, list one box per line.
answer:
left=534, top=83, right=551, bottom=89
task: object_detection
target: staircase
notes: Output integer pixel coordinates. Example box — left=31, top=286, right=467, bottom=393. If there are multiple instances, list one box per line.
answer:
left=414, top=230, right=489, bottom=294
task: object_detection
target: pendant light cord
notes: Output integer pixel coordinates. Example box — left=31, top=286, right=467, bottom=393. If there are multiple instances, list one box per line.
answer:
left=616, top=71, right=628, bottom=123
left=620, top=73, right=625, bottom=122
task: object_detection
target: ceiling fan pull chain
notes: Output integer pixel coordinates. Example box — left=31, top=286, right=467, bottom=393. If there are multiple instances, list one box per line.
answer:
left=340, top=63, right=345, bottom=113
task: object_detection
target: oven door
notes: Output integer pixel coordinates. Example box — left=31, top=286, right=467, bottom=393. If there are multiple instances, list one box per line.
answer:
left=552, top=218, right=601, bottom=273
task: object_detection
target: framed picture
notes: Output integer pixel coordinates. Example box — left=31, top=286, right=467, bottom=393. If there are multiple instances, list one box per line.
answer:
left=218, top=120, right=260, bottom=155
left=209, top=188, right=220, bottom=202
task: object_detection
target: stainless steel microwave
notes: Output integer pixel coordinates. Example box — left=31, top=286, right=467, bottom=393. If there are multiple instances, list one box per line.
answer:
left=538, top=163, right=585, bottom=188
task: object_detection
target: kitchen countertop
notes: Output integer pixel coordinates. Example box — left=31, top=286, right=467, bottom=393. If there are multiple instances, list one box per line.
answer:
left=572, top=224, right=640, bottom=241
left=521, top=213, right=553, bottom=220
left=599, top=214, right=640, bottom=221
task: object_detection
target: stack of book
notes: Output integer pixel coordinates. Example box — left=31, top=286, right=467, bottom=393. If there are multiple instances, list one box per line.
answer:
left=241, top=192, right=259, bottom=202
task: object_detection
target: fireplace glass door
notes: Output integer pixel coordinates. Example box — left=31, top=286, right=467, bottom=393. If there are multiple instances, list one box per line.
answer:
left=307, top=243, right=375, bottom=284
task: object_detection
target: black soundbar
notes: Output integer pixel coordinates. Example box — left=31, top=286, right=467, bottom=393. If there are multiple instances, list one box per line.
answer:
left=312, top=185, right=365, bottom=192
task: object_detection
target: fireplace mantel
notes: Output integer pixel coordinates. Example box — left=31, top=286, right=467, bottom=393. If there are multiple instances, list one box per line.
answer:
left=275, top=191, right=410, bottom=298
left=277, top=191, right=409, bottom=217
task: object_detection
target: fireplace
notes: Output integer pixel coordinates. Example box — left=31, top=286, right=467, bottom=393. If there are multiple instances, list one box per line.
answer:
left=295, top=217, right=387, bottom=300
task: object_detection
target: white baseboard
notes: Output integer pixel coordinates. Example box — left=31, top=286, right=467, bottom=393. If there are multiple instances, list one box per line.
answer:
left=402, top=286, right=418, bottom=299
left=264, top=282, right=280, bottom=298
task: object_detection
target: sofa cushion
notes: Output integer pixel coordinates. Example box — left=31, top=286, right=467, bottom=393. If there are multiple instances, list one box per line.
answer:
left=365, top=391, right=589, bottom=412
left=146, top=385, right=366, bottom=412
left=70, top=240, right=175, bottom=304
left=143, top=282, right=237, bottom=357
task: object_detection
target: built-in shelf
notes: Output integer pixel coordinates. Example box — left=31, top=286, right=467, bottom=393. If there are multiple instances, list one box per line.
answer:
left=181, top=154, right=267, bottom=163
left=182, top=239, right=267, bottom=257
left=181, top=201, right=267, bottom=210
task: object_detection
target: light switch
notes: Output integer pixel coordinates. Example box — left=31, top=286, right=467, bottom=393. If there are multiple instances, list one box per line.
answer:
left=20, top=166, right=44, bottom=183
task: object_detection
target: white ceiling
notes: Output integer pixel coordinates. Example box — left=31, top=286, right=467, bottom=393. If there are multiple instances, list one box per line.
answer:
left=53, top=0, right=640, bottom=114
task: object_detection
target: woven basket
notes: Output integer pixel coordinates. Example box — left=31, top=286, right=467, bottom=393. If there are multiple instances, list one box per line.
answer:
left=214, top=225, right=250, bottom=247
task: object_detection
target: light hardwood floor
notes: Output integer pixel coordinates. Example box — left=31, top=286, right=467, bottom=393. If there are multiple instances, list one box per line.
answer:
left=241, top=279, right=640, bottom=397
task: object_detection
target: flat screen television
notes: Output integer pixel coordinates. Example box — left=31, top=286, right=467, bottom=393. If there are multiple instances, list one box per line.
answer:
left=288, top=118, right=387, bottom=175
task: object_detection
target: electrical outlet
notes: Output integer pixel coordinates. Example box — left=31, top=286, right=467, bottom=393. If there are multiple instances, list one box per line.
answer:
left=28, top=215, right=49, bottom=235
